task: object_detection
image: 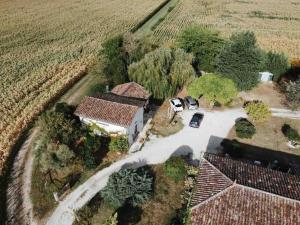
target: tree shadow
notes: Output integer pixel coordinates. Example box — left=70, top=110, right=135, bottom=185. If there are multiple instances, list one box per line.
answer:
left=117, top=203, right=143, bottom=225
left=171, top=145, right=200, bottom=166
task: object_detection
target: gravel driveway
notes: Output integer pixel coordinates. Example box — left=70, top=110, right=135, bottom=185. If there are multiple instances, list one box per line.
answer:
left=45, top=107, right=246, bottom=225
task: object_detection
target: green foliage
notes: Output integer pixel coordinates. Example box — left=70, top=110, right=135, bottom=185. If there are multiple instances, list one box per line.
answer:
left=216, top=31, right=264, bottom=90
left=285, top=80, right=300, bottom=109
left=128, top=47, right=194, bottom=99
left=38, top=111, right=82, bottom=145
left=102, top=35, right=128, bottom=86
left=177, top=26, right=225, bottom=72
left=109, top=136, right=129, bottom=152
left=164, top=157, right=186, bottom=183
left=282, top=124, right=300, bottom=141
left=103, top=213, right=118, bottom=225
left=245, top=101, right=271, bottom=122
left=235, top=119, right=256, bottom=139
left=101, top=167, right=153, bottom=208
left=55, top=102, right=75, bottom=117
left=39, top=143, right=75, bottom=174
left=187, top=73, right=237, bottom=105
left=262, top=51, right=289, bottom=81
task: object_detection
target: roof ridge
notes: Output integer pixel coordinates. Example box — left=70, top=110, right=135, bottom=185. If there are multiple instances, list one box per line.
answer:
left=191, top=183, right=236, bottom=210
left=86, top=95, right=139, bottom=109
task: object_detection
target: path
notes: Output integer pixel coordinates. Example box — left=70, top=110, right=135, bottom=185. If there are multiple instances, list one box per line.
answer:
left=271, top=108, right=300, bottom=120
left=46, top=108, right=246, bottom=225
left=6, top=128, right=38, bottom=225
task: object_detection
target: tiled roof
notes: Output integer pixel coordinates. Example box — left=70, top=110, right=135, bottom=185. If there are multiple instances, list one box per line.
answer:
left=191, top=160, right=233, bottom=206
left=111, top=82, right=150, bottom=100
left=191, top=184, right=300, bottom=225
left=204, top=153, right=300, bottom=201
left=191, top=154, right=300, bottom=225
left=75, top=96, right=139, bottom=127
left=93, top=93, right=145, bottom=107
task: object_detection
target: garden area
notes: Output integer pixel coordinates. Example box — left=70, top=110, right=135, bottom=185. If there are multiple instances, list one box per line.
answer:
left=30, top=103, right=129, bottom=221
left=73, top=157, right=198, bottom=225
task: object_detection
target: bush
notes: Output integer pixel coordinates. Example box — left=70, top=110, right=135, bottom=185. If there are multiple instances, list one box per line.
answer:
left=187, top=73, right=237, bottom=105
left=103, top=213, right=118, bottom=225
left=177, top=26, right=225, bottom=72
left=216, top=31, right=264, bottom=90
left=235, top=119, right=256, bottom=139
left=285, top=79, right=300, bottom=109
left=109, top=136, right=129, bottom=152
left=262, top=51, right=289, bottom=81
left=282, top=124, right=300, bottom=141
left=164, top=157, right=186, bottom=183
left=100, top=167, right=153, bottom=208
left=245, top=101, right=271, bottom=122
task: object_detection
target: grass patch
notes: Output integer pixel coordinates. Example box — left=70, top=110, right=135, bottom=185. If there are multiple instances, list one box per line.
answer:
left=151, top=100, right=184, bottom=137
left=164, top=157, right=186, bottom=183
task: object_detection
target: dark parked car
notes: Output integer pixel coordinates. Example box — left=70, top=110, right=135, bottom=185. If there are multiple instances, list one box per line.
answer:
left=184, top=96, right=198, bottom=110
left=189, top=113, right=204, bottom=128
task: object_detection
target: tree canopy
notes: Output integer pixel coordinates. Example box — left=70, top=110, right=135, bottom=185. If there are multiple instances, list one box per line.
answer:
left=128, top=47, right=194, bottom=99
left=262, top=51, right=289, bottom=81
left=177, top=26, right=225, bottom=72
left=101, top=167, right=153, bottom=208
left=215, top=31, right=264, bottom=91
left=187, top=73, right=237, bottom=105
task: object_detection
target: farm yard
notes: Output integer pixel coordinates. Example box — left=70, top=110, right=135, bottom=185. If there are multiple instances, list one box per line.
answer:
left=0, top=0, right=166, bottom=174
left=153, top=0, right=300, bottom=58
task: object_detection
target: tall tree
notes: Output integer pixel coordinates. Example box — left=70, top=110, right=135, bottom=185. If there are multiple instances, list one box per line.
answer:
left=102, top=35, right=128, bottom=86
left=177, top=26, right=225, bottom=72
left=262, top=51, right=289, bottom=81
left=215, top=31, right=264, bottom=90
left=128, top=47, right=194, bottom=99
left=187, top=73, right=237, bottom=105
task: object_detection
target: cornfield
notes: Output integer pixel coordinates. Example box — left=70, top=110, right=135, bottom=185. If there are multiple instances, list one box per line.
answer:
left=0, top=0, right=165, bottom=174
left=153, top=0, right=300, bottom=58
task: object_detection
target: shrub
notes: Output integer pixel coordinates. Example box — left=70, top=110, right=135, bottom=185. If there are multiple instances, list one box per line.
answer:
left=245, top=101, right=271, bottom=122
left=235, top=119, right=256, bottom=139
left=285, top=79, right=300, bottom=109
left=282, top=124, right=300, bottom=141
left=109, top=136, right=129, bottom=152
left=103, top=213, right=118, bottom=225
left=187, top=73, right=237, bottom=105
left=100, top=167, right=153, bottom=208
left=177, top=26, right=225, bottom=72
left=262, top=51, right=289, bottom=81
left=216, top=31, right=264, bottom=90
left=164, top=157, right=186, bottom=183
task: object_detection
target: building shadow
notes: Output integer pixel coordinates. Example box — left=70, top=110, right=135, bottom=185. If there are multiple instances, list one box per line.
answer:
left=170, top=145, right=200, bottom=166
left=207, top=135, right=300, bottom=175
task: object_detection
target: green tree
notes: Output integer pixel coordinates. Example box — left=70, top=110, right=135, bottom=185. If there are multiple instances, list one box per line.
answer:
left=245, top=101, right=271, bottom=122
left=263, top=51, right=289, bottom=81
left=187, top=73, right=237, bottom=105
left=38, top=111, right=82, bottom=145
left=235, top=119, right=256, bottom=139
left=101, top=167, right=153, bottom=208
left=40, top=143, right=75, bottom=175
left=285, top=80, right=300, bottom=109
left=216, top=31, right=264, bottom=90
left=102, top=35, right=128, bottom=86
left=177, top=26, right=225, bottom=72
left=128, top=47, right=194, bottom=99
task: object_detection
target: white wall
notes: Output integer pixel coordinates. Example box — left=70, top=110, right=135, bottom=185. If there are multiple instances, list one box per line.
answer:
left=79, top=107, right=144, bottom=146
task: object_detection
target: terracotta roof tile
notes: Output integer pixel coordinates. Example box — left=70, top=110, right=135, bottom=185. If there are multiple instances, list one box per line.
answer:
left=191, top=185, right=300, bottom=225
left=93, top=93, right=145, bottom=107
left=111, top=82, right=150, bottom=100
left=75, top=96, right=139, bottom=127
left=204, top=153, right=300, bottom=200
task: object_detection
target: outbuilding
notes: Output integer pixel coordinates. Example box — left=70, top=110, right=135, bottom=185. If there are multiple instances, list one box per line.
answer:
left=75, top=95, right=144, bottom=145
left=259, top=71, right=273, bottom=82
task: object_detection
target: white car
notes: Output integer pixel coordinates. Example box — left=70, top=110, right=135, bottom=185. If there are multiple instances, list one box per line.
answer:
left=169, top=98, right=184, bottom=112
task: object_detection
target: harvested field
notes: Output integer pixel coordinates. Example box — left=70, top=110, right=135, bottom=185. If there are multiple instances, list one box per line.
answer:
left=0, top=0, right=166, bottom=174
left=153, top=0, right=300, bottom=58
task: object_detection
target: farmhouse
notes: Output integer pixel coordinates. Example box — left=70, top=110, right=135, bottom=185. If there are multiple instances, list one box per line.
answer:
left=191, top=153, right=300, bottom=225
left=75, top=94, right=144, bottom=145
left=111, top=82, right=150, bottom=108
